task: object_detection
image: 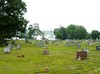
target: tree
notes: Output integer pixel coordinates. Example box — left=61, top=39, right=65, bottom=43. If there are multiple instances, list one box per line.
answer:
left=54, top=26, right=67, bottom=40
left=27, top=23, right=43, bottom=39
left=65, top=24, right=87, bottom=39
left=0, top=0, right=28, bottom=42
left=91, top=30, right=100, bottom=40
left=65, top=24, right=76, bottom=39
left=86, top=33, right=91, bottom=39
left=74, top=25, right=87, bottom=39
left=28, top=24, right=35, bottom=39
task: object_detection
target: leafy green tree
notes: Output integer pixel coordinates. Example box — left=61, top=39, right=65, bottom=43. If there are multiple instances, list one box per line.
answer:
left=86, top=33, right=91, bottom=39
left=74, top=25, right=87, bottom=39
left=91, top=30, right=100, bottom=40
left=54, top=26, right=67, bottom=40
left=65, top=24, right=87, bottom=39
left=65, top=24, right=76, bottom=39
left=0, top=0, right=28, bottom=42
left=28, top=24, right=35, bottom=39
left=27, top=23, right=43, bottom=39
left=54, top=28, right=61, bottom=39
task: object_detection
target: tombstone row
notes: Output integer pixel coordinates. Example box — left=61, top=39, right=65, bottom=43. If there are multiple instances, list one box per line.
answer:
left=4, top=43, right=21, bottom=54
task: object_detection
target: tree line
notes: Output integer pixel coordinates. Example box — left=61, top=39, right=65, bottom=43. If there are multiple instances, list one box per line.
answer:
left=53, top=24, right=100, bottom=40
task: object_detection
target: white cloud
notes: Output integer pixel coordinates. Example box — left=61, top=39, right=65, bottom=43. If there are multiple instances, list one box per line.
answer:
left=23, top=0, right=100, bottom=33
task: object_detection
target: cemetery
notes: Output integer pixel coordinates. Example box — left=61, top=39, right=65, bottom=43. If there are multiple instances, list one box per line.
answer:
left=0, top=40, right=100, bottom=74
left=0, top=0, right=100, bottom=74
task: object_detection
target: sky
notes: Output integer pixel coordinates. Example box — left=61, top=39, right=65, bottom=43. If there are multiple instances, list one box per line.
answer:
left=23, top=0, right=100, bottom=33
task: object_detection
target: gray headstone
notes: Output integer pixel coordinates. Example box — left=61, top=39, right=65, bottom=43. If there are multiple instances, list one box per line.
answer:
left=7, top=44, right=13, bottom=50
left=88, top=42, right=93, bottom=45
left=4, top=47, right=10, bottom=54
left=16, top=44, right=21, bottom=49
left=77, top=43, right=81, bottom=48
left=96, top=45, right=100, bottom=50
left=42, top=50, right=49, bottom=55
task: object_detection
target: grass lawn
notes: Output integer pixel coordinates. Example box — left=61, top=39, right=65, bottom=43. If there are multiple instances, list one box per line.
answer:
left=0, top=40, right=100, bottom=74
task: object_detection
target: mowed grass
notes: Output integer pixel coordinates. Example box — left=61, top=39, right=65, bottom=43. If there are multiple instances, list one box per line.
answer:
left=0, top=40, right=100, bottom=74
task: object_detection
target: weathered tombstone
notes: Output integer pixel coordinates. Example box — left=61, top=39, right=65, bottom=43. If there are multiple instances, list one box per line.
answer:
left=45, top=39, right=49, bottom=44
left=66, top=39, right=71, bottom=46
left=38, top=41, right=44, bottom=47
left=7, top=44, right=13, bottom=50
left=96, top=45, right=100, bottom=50
left=4, top=47, right=10, bottom=54
left=76, top=50, right=87, bottom=60
left=65, top=41, right=70, bottom=46
left=77, top=43, right=81, bottom=48
left=42, top=46, right=49, bottom=55
left=88, top=42, right=93, bottom=45
left=29, top=42, right=32, bottom=44
left=42, top=50, right=49, bottom=55
left=16, top=44, right=21, bottom=49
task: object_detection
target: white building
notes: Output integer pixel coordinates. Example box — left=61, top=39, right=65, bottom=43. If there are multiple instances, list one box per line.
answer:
left=34, top=30, right=56, bottom=40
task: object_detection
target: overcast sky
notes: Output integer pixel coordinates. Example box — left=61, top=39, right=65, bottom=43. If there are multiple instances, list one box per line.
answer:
left=23, top=0, right=100, bottom=33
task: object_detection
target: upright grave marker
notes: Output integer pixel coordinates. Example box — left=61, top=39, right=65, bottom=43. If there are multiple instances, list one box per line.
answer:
left=42, top=46, right=49, bottom=55
left=76, top=50, right=87, bottom=60
left=96, top=45, right=100, bottom=50
left=4, top=47, right=10, bottom=54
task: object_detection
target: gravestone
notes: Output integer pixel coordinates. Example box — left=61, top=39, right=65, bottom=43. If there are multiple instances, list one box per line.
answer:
left=4, top=47, right=10, bottom=54
left=42, top=50, right=49, bottom=55
left=77, top=43, right=81, bottom=48
left=88, top=42, right=93, bottom=45
left=7, top=44, right=13, bottom=50
left=76, top=50, right=87, bottom=60
left=45, top=39, right=49, bottom=44
left=37, top=41, right=44, bottom=47
left=16, top=44, right=21, bottom=49
left=42, top=46, right=49, bottom=55
left=65, top=43, right=70, bottom=46
left=96, top=45, right=100, bottom=50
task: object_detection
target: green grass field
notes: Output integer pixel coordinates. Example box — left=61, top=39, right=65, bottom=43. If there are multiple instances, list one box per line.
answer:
left=0, top=40, right=100, bottom=74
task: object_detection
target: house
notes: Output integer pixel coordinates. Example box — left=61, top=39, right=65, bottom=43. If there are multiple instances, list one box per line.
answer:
left=34, top=30, right=56, bottom=40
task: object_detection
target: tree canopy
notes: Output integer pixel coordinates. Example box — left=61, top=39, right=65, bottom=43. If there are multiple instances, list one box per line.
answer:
left=54, top=26, right=67, bottom=40
left=54, top=24, right=88, bottom=40
left=0, top=0, right=28, bottom=41
left=91, top=30, right=100, bottom=40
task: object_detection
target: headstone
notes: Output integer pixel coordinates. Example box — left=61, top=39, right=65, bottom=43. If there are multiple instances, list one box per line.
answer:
left=96, top=45, right=100, bottom=50
left=37, top=41, right=44, bottom=47
left=65, top=39, right=71, bottom=46
left=77, top=43, right=81, bottom=48
left=88, top=42, right=93, bottom=45
left=4, top=47, right=10, bottom=54
left=76, top=50, right=87, bottom=60
left=42, top=46, right=49, bottom=55
left=7, top=44, right=13, bottom=50
left=45, top=39, right=49, bottom=44
left=42, top=50, right=49, bottom=55
left=16, top=44, right=21, bottom=49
